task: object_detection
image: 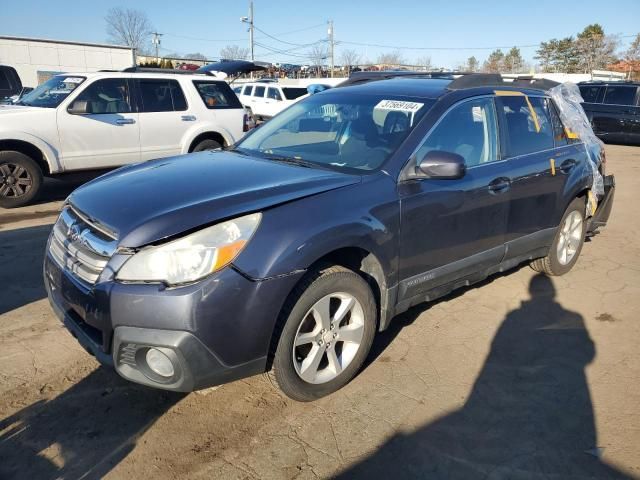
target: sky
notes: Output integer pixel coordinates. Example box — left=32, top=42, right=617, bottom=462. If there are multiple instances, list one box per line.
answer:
left=1, top=0, right=639, bottom=68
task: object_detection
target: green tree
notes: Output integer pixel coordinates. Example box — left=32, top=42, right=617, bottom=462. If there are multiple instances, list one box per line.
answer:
left=575, top=24, right=618, bottom=72
left=466, top=56, right=479, bottom=72
left=503, top=47, right=525, bottom=72
left=483, top=49, right=504, bottom=73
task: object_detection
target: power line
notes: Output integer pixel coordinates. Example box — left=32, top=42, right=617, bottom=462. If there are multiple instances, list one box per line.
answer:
left=253, top=25, right=319, bottom=47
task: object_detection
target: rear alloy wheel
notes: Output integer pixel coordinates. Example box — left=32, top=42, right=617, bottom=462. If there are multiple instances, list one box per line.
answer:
left=530, top=197, right=586, bottom=276
left=0, top=151, right=43, bottom=208
left=272, top=266, right=376, bottom=401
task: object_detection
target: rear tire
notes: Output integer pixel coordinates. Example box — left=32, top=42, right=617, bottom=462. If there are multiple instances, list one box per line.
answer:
left=271, top=265, right=377, bottom=401
left=192, top=139, right=222, bottom=152
left=0, top=151, right=43, bottom=208
left=530, top=197, right=586, bottom=276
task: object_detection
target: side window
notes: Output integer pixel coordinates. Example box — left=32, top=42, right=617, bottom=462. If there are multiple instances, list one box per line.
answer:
left=415, top=97, right=498, bottom=168
left=267, top=87, right=282, bottom=101
left=137, top=79, right=187, bottom=112
left=253, top=86, right=265, bottom=97
left=73, top=78, right=132, bottom=114
left=498, top=95, right=554, bottom=157
left=242, top=85, right=252, bottom=95
left=548, top=99, right=570, bottom=147
left=602, top=86, right=637, bottom=106
left=193, top=81, right=239, bottom=108
left=579, top=85, right=603, bottom=103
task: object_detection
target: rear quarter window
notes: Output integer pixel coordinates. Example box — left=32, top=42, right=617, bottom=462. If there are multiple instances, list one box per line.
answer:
left=603, top=86, right=637, bottom=106
left=282, top=87, right=308, bottom=100
left=193, top=81, right=242, bottom=109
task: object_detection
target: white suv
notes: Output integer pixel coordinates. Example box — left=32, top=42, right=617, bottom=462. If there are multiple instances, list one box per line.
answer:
left=0, top=69, right=249, bottom=207
left=236, top=81, right=308, bottom=120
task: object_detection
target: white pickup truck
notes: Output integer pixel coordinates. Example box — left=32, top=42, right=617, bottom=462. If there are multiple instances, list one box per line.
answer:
left=0, top=69, right=250, bottom=207
left=235, top=81, right=308, bottom=120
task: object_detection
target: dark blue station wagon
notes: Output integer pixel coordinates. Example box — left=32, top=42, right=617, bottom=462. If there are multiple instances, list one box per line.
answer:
left=44, top=72, right=615, bottom=401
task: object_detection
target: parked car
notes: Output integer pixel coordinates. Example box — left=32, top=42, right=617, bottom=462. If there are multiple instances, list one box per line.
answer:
left=0, top=65, right=24, bottom=104
left=0, top=68, right=251, bottom=207
left=237, top=81, right=308, bottom=120
left=579, top=81, right=640, bottom=145
left=44, top=72, right=614, bottom=401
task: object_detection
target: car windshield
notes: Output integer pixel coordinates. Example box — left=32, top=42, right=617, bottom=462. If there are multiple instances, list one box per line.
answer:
left=17, top=75, right=85, bottom=108
left=236, top=91, right=433, bottom=172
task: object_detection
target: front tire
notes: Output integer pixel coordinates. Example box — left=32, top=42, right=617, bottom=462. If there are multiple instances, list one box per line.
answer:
left=530, top=197, right=586, bottom=276
left=272, top=265, right=377, bottom=401
left=0, top=151, right=43, bottom=208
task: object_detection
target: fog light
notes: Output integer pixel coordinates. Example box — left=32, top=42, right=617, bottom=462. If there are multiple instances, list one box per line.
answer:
left=145, top=348, right=175, bottom=378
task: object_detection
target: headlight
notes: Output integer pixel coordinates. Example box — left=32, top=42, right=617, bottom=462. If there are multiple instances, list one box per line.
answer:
left=117, top=213, right=261, bottom=284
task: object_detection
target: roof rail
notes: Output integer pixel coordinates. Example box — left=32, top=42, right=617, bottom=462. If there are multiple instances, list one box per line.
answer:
left=339, top=70, right=464, bottom=87
left=121, top=66, right=214, bottom=76
left=447, top=73, right=559, bottom=91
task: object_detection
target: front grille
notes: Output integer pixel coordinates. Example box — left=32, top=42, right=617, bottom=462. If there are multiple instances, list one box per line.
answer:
left=49, top=206, right=118, bottom=284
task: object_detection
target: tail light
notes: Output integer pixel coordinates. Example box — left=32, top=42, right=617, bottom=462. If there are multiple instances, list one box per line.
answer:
left=243, top=113, right=250, bottom=132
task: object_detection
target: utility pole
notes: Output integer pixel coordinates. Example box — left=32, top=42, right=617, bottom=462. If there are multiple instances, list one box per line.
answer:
left=241, top=1, right=254, bottom=62
left=151, top=32, right=163, bottom=64
left=328, top=20, right=334, bottom=78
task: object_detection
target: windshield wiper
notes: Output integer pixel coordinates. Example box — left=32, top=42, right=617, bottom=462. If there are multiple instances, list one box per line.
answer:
left=262, top=153, right=315, bottom=168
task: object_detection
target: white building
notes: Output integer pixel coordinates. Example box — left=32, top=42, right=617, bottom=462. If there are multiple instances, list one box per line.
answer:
left=0, top=35, right=135, bottom=87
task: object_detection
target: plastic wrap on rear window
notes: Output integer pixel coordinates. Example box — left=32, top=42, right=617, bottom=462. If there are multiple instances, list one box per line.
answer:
left=548, top=83, right=605, bottom=205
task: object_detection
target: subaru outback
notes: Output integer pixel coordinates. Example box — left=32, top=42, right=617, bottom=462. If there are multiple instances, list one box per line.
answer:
left=44, top=72, right=615, bottom=401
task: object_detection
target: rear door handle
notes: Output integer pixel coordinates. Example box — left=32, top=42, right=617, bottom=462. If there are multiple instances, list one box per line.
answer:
left=560, top=159, right=577, bottom=173
left=115, top=118, right=135, bottom=125
left=181, top=115, right=196, bottom=121
left=488, top=177, right=511, bottom=194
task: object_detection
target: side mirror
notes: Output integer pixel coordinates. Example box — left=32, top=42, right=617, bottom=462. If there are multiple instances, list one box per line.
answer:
left=67, top=100, right=92, bottom=115
left=417, top=150, right=466, bottom=179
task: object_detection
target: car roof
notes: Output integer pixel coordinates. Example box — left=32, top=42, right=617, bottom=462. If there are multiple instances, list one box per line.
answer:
left=335, top=77, right=549, bottom=101
left=53, top=71, right=222, bottom=81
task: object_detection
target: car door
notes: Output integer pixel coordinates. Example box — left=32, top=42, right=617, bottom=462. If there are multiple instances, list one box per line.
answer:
left=136, top=77, right=190, bottom=161
left=57, top=76, right=140, bottom=170
left=249, top=85, right=267, bottom=118
left=593, top=85, right=638, bottom=142
left=494, top=93, right=571, bottom=256
left=398, top=96, right=510, bottom=302
left=264, top=86, right=283, bottom=118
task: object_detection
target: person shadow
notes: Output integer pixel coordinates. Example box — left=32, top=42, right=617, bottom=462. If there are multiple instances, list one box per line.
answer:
left=0, top=367, right=183, bottom=479
left=337, top=274, right=632, bottom=479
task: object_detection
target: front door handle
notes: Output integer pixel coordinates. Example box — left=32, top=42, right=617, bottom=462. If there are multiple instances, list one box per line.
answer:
left=488, top=177, right=511, bottom=194
left=181, top=115, right=196, bottom=121
left=115, top=118, right=135, bottom=125
left=560, top=159, right=577, bottom=173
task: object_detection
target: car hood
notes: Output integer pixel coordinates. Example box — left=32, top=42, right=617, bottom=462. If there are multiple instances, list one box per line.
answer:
left=69, top=151, right=361, bottom=248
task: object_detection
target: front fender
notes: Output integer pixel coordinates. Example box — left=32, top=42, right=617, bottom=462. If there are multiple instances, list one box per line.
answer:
left=233, top=174, right=400, bottom=286
left=0, top=131, right=61, bottom=173
left=180, top=123, right=235, bottom=154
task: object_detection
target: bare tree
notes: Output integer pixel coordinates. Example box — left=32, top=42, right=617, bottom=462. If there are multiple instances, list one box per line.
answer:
left=219, top=45, right=249, bottom=60
left=376, top=50, right=405, bottom=69
left=184, top=52, right=208, bottom=61
left=465, top=56, right=479, bottom=72
left=625, top=33, right=640, bottom=62
left=309, top=44, right=328, bottom=76
left=105, top=7, right=153, bottom=52
left=414, top=56, right=433, bottom=71
left=340, top=48, right=361, bottom=73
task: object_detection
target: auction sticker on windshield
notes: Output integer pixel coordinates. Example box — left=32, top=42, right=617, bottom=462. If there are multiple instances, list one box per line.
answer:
left=374, top=100, right=424, bottom=113
left=63, top=77, right=84, bottom=84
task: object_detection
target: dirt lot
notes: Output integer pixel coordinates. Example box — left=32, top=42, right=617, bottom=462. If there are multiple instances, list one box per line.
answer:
left=1, top=146, right=639, bottom=479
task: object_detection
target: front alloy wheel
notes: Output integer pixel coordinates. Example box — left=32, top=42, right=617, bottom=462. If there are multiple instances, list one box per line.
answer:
left=272, top=265, right=376, bottom=401
left=0, top=163, right=33, bottom=198
left=293, top=292, right=365, bottom=384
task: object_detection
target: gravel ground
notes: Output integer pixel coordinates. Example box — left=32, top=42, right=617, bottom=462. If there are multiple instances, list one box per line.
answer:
left=0, top=146, right=638, bottom=479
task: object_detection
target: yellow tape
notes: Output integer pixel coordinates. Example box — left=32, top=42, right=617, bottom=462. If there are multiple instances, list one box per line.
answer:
left=550, top=158, right=556, bottom=176
left=524, top=95, right=541, bottom=133
left=565, top=128, right=580, bottom=139
left=588, top=190, right=597, bottom=216
left=494, top=90, right=525, bottom=96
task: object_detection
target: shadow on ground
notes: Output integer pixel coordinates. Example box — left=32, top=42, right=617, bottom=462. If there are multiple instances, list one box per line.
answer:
left=0, top=223, right=52, bottom=315
left=337, top=274, right=632, bottom=479
left=0, top=367, right=183, bottom=479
